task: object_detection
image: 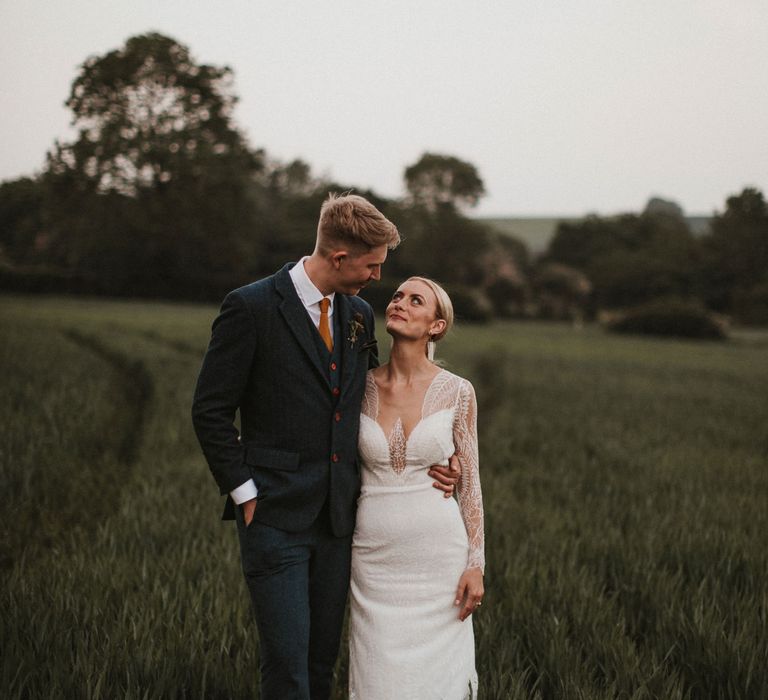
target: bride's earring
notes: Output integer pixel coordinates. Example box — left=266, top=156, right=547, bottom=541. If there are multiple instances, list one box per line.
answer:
left=427, top=334, right=436, bottom=362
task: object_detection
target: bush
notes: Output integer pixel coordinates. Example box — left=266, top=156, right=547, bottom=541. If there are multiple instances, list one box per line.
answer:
left=606, top=299, right=727, bottom=340
left=444, top=284, right=492, bottom=322
left=732, top=282, right=768, bottom=325
left=0, top=261, right=243, bottom=301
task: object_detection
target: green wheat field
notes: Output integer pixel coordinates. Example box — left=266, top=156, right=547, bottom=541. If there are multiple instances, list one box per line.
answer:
left=1, top=294, right=766, bottom=699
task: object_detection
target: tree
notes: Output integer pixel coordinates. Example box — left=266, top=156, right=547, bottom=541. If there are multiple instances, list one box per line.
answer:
left=480, top=235, right=530, bottom=317
left=55, top=32, right=257, bottom=195
left=532, top=262, right=591, bottom=320
left=546, top=206, right=700, bottom=310
left=44, top=33, right=262, bottom=297
left=0, top=177, right=44, bottom=264
left=700, top=187, right=768, bottom=321
left=546, top=214, right=632, bottom=270
left=643, top=196, right=684, bottom=220
left=393, top=203, right=490, bottom=284
left=404, top=153, right=485, bottom=211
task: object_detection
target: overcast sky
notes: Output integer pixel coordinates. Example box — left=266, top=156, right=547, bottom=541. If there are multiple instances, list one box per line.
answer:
left=1, top=0, right=766, bottom=216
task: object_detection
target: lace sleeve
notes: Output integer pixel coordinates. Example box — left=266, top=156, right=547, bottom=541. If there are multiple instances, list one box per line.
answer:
left=454, top=379, right=485, bottom=573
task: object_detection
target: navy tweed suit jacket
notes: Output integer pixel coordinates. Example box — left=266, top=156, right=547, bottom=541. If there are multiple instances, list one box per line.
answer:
left=192, top=263, right=379, bottom=537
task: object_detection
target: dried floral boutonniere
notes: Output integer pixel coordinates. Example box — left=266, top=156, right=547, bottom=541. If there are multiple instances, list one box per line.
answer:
left=348, top=312, right=365, bottom=347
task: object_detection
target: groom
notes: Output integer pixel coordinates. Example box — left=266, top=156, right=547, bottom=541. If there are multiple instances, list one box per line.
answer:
left=192, top=193, right=457, bottom=700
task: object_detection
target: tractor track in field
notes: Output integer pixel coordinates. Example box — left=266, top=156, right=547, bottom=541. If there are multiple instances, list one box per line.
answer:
left=62, top=329, right=154, bottom=467
left=135, top=329, right=204, bottom=358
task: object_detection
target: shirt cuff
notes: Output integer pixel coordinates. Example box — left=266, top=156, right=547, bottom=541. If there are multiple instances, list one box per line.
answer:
left=230, top=479, right=258, bottom=504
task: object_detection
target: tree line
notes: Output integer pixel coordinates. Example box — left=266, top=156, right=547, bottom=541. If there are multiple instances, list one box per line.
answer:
left=1, top=32, right=766, bottom=326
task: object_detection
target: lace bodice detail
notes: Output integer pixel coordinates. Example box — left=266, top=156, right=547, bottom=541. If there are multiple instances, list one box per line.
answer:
left=359, top=369, right=485, bottom=571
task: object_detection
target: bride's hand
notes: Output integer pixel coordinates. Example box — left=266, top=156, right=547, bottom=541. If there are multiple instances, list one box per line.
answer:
left=454, top=567, right=484, bottom=621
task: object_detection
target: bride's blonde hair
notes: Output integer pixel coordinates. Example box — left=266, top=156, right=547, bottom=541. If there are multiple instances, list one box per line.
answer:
left=406, top=276, right=454, bottom=361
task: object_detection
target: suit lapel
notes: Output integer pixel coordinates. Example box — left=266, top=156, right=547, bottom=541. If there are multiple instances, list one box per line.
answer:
left=336, top=294, right=359, bottom=394
left=275, top=265, right=330, bottom=388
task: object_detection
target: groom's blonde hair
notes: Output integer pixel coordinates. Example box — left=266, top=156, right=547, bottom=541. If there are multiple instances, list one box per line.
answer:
left=316, top=193, right=400, bottom=255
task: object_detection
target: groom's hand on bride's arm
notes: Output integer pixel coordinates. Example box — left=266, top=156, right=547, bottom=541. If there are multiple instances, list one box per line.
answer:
left=242, top=498, right=257, bottom=526
left=428, top=454, right=461, bottom=498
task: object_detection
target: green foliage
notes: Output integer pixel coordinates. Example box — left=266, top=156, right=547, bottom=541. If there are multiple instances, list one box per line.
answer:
left=444, top=283, right=494, bottom=322
left=547, top=206, right=701, bottom=310
left=699, top=187, right=768, bottom=322
left=548, top=214, right=628, bottom=271
left=62, top=32, right=254, bottom=196
left=731, top=280, right=768, bottom=325
left=2, top=296, right=767, bottom=698
left=381, top=199, right=536, bottom=320
left=394, top=205, right=490, bottom=282
left=41, top=33, right=262, bottom=296
left=606, top=298, right=727, bottom=340
left=0, top=322, right=144, bottom=569
left=1, top=296, right=254, bottom=698
left=643, top=196, right=685, bottom=219
left=1, top=28, right=765, bottom=330
left=484, top=215, right=712, bottom=256
left=544, top=191, right=768, bottom=324
left=404, top=152, right=485, bottom=211
left=446, top=319, right=768, bottom=699
left=531, top=262, right=591, bottom=320
left=588, top=248, right=694, bottom=308
left=0, top=177, right=44, bottom=264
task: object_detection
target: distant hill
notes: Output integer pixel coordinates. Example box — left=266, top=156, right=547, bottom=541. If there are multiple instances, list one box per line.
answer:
left=477, top=217, right=576, bottom=254
left=479, top=215, right=713, bottom=255
left=685, top=216, right=712, bottom=236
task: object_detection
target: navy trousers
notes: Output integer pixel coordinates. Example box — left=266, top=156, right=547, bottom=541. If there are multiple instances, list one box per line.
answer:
left=235, top=502, right=352, bottom=700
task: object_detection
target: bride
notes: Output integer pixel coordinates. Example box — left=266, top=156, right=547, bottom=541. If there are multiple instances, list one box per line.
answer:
left=349, top=277, right=485, bottom=699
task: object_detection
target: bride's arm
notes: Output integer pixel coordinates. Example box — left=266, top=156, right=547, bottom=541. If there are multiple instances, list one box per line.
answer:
left=453, top=378, right=485, bottom=620
left=454, top=379, right=485, bottom=573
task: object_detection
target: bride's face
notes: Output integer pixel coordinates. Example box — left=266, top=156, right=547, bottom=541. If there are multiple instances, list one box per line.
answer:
left=385, top=280, right=445, bottom=340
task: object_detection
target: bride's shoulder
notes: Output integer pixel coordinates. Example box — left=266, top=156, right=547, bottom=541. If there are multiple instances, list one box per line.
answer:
left=367, top=366, right=386, bottom=382
left=435, top=367, right=473, bottom=388
left=431, top=369, right=475, bottom=401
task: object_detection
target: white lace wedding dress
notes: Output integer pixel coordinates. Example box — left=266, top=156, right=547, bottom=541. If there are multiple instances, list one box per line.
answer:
left=349, top=369, right=484, bottom=700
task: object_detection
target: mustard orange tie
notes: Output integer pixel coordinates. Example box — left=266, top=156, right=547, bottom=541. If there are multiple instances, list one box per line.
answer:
left=319, top=297, right=333, bottom=352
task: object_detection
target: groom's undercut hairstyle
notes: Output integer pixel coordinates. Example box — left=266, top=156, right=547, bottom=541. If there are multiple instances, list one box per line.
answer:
left=317, top=193, right=401, bottom=256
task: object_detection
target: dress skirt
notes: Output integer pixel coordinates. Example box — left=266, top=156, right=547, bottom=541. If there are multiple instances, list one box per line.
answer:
left=349, top=480, right=478, bottom=700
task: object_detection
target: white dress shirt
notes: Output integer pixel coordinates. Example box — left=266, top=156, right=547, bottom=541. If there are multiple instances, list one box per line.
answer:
left=229, top=257, right=335, bottom=505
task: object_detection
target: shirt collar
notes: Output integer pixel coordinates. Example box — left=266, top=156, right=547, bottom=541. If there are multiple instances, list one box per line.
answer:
left=289, top=256, right=335, bottom=310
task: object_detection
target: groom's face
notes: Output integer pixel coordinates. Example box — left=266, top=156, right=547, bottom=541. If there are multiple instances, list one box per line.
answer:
left=331, top=244, right=388, bottom=295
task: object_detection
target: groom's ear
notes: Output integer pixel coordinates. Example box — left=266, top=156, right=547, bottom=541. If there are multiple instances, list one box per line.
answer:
left=331, top=250, right=349, bottom=269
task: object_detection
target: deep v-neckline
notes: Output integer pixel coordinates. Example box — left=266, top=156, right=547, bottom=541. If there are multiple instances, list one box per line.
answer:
left=367, top=369, right=447, bottom=444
